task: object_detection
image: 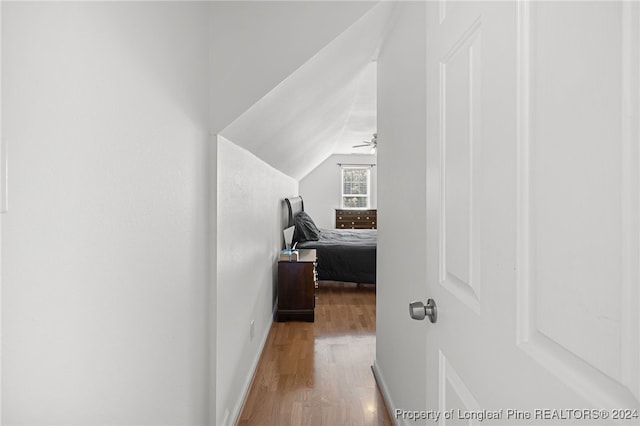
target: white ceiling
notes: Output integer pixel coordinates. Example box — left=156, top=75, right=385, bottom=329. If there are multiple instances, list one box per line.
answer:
left=219, top=2, right=391, bottom=180
left=332, top=61, right=377, bottom=155
left=209, top=1, right=377, bottom=135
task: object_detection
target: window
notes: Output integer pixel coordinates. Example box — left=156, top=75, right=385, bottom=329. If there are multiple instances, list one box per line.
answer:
left=341, top=167, right=370, bottom=208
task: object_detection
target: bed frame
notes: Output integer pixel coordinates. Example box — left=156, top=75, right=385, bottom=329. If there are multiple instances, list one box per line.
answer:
left=285, top=195, right=305, bottom=228
left=284, top=195, right=376, bottom=285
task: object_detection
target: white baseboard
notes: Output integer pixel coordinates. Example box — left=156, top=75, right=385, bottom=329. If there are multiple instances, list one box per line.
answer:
left=229, top=321, right=273, bottom=426
left=372, top=360, right=402, bottom=426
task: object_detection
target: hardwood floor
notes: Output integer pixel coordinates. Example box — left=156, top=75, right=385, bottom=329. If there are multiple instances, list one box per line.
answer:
left=237, top=282, right=393, bottom=426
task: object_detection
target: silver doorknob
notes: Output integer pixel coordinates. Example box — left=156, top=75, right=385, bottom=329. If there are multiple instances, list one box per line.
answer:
left=409, top=299, right=437, bottom=323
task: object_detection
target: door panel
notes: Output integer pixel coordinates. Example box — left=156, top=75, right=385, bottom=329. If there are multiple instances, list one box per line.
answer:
left=439, top=351, right=481, bottom=421
left=439, top=17, right=482, bottom=314
left=427, top=0, right=520, bottom=417
left=425, top=0, right=640, bottom=422
left=516, top=1, right=640, bottom=408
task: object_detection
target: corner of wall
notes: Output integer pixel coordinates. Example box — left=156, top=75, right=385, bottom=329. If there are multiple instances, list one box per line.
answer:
left=208, top=133, right=219, bottom=425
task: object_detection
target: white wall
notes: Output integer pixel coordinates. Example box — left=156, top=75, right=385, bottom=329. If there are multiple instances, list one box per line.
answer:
left=215, top=136, right=297, bottom=426
left=2, top=3, right=211, bottom=424
left=0, top=0, right=3, bottom=420
left=375, top=3, right=427, bottom=423
left=300, top=154, right=377, bottom=229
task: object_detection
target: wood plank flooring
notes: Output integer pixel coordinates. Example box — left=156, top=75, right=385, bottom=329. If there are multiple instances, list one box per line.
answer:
left=237, top=282, right=393, bottom=426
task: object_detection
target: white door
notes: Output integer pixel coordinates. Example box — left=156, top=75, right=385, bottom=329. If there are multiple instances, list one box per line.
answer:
left=423, top=1, right=640, bottom=423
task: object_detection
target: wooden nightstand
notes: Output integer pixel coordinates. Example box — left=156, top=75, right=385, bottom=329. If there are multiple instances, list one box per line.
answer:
left=276, top=249, right=317, bottom=322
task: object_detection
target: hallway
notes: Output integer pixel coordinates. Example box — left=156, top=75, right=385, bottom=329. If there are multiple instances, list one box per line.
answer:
left=237, top=282, right=392, bottom=426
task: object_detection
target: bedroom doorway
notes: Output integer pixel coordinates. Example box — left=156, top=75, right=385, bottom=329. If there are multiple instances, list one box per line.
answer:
left=248, top=195, right=384, bottom=424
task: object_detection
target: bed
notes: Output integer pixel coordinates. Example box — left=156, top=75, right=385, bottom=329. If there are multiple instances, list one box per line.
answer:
left=285, top=196, right=376, bottom=284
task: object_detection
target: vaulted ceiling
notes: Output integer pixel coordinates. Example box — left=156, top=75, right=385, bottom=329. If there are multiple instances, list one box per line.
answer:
left=212, top=2, right=392, bottom=180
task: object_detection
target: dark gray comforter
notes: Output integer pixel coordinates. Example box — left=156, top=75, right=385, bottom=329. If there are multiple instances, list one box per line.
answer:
left=296, top=228, right=376, bottom=284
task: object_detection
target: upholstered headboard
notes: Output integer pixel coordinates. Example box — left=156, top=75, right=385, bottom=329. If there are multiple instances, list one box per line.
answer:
left=284, top=196, right=304, bottom=228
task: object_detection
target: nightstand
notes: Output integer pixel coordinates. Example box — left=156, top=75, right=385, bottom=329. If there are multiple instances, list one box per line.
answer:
left=276, top=249, right=317, bottom=322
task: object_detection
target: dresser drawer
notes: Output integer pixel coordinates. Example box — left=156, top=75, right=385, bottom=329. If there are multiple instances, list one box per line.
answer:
left=337, top=221, right=376, bottom=229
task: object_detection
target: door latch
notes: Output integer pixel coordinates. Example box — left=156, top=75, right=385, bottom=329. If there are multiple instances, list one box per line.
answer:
left=409, top=299, right=437, bottom=323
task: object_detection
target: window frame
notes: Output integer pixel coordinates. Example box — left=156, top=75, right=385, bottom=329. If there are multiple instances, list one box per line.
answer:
left=340, top=166, right=371, bottom=209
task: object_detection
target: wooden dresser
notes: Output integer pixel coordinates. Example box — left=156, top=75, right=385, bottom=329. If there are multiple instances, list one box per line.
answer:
left=335, top=209, right=377, bottom=229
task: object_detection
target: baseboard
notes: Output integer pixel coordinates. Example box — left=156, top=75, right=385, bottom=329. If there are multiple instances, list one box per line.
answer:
left=372, top=360, right=401, bottom=426
left=229, top=320, right=273, bottom=426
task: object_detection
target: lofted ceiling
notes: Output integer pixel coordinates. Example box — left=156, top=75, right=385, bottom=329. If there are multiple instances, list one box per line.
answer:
left=219, top=2, right=392, bottom=180
left=332, top=61, right=377, bottom=155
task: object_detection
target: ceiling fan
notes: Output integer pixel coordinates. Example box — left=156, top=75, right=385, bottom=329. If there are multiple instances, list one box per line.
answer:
left=352, top=133, right=377, bottom=150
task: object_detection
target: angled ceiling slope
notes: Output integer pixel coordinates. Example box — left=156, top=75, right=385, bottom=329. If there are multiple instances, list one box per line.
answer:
left=220, top=2, right=394, bottom=181
left=209, top=1, right=377, bottom=134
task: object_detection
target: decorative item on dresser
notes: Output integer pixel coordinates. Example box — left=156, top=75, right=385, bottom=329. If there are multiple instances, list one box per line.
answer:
left=276, top=249, right=318, bottom=322
left=335, top=209, right=377, bottom=229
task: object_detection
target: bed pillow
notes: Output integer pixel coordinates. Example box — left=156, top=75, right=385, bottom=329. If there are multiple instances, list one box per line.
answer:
left=293, top=211, right=320, bottom=242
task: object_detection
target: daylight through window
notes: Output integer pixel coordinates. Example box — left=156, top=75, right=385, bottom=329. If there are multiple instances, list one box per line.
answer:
left=341, top=167, right=370, bottom=208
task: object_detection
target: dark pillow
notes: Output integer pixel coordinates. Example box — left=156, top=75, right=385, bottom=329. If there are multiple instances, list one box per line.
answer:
left=293, top=211, right=320, bottom=242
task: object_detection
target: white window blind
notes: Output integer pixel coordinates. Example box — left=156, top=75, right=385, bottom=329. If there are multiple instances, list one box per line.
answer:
left=341, top=166, right=370, bottom=208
